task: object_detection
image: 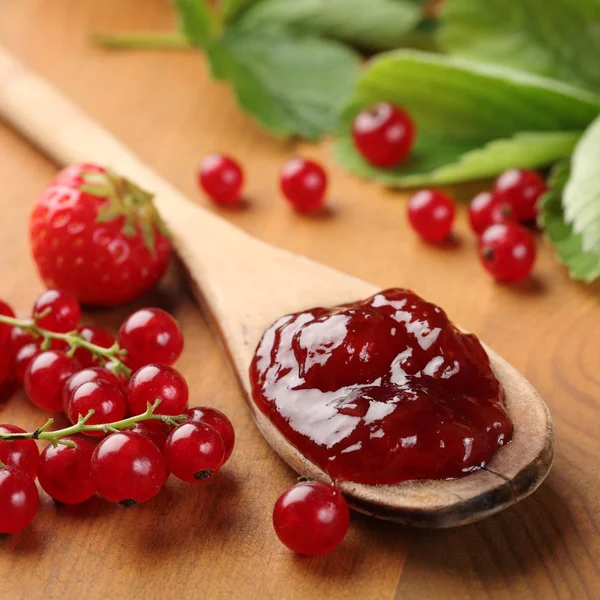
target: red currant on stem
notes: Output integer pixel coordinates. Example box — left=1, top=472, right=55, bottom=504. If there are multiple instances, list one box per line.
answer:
left=127, top=364, right=188, bottom=416
left=468, top=191, right=515, bottom=235
left=407, top=189, right=456, bottom=243
left=352, top=102, right=415, bottom=167
left=186, top=407, right=235, bottom=463
left=68, top=380, right=127, bottom=435
left=199, top=153, right=244, bottom=206
left=280, top=158, right=327, bottom=213
left=130, top=420, right=170, bottom=452
left=63, top=367, right=124, bottom=412
left=118, top=308, right=184, bottom=371
left=165, top=422, right=225, bottom=482
left=0, top=300, right=15, bottom=343
left=0, top=465, right=39, bottom=534
left=0, top=425, right=39, bottom=478
left=494, top=169, right=547, bottom=222
left=33, top=289, right=81, bottom=333
left=74, top=325, right=115, bottom=367
left=273, top=481, right=349, bottom=555
left=479, top=223, right=536, bottom=282
left=37, top=436, right=96, bottom=505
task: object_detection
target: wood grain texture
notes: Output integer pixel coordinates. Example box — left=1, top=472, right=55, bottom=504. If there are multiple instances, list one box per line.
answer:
left=0, top=0, right=598, bottom=598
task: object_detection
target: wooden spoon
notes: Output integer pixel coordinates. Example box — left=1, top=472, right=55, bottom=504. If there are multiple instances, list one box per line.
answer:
left=0, top=48, right=554, bottom=527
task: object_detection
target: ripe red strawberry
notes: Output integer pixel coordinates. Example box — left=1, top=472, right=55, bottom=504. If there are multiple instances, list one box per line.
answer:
left=30, top=164, right=171, bottom=306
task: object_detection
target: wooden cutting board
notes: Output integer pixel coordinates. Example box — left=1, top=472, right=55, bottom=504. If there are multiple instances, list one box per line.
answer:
left=0, top=1, right=598, bottom=599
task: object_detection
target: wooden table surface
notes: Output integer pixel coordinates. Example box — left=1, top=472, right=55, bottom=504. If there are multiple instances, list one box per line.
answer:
left=1, top=1, right=598, bottom=599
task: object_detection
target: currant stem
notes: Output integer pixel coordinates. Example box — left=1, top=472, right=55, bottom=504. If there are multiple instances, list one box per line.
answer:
left=91, top=31, right=192, bottom=50
left=0, top=314, right=131, bottom=376
left=0, top=400, right=186, bottom=445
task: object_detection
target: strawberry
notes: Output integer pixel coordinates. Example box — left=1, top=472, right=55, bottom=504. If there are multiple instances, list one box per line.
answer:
left=29, top=164, right=171, bottom=307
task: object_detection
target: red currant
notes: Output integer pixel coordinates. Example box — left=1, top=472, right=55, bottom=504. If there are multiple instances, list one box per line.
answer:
left=280, top=158, right=327, bottom=213
left=12, top=343, right=41, bottom=385
left=0, top=299, right=15, bottom=344
left=68, top=380, right=127, bottom=435
left=91, top=431, right=166, bottom=505
left=468, top=191, right=515, bottom=235
left=37, top=435, right=95, bottom=504
left=118, top=308, right=184, bottom=371
left=352, top=102, right=415, bottom=168
left=479, top=223, right=536, bottom=282
left=494, top=169, right=547, bottom=222
left=127, top=364, right=188, bottom=416
left=273, top=481, right=349, bottom=555
left=74, top=325, right=115, bottom=368
left=33, top=289, right=81, bottom=333
left=0, top=466, right=39, bottom=534
left=63, top=367, right=124, bottom=412
left=198, top=153, right=244, bottom=206
left=130, top=420, right=170, bottom=452
left=186, top=407, right=235, bottom=463
left=0, top=425, right=39, bottom=478
left=9, top=321, right=38, bottom=354
left=164, top=422, right=225, bottom=483
left=407, top=189, right=456, bottom=243
left=0, top=346, right=10, bottom=386
left=24, top=351, right=80, bottom=412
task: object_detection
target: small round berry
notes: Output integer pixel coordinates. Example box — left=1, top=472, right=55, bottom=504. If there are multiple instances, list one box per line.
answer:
left=0, top=346, right=10, bottom=386
left=280, top=158, right=327, bottom=213
left=33, top=289, right=81, bottom=333
left=37, top=436, right=95, bottom=505
left=62, top=367, right=124, bottom=413
left=118, top=308, right=184, bottom=371
left=130, top=420, right=170, bottom=452
left=407, top=189, right=456, bottom=243
left=468, top=191, right=515, bottom=235
left=479, top=223, right=536, bottom=282
left=9, top=321, right=38, bottom=355
left=0, top=466, right=39, bottom=534
left=352, top=102, right=415, bottom=167
left=24, top=351, right=80, bottom=412
left=0, top=300, right=15, bottom=344
left=74, top=326, right=115, bottom=368
left=12, top=343, right=41, bottom=385
left=165, top=422, right=225, bottom=483
left=0, top=425, right=40, bottom=478
left=199, top=153, right=244, bottom=206
left=91, top=431, right=166, bottom=505
left=186, top=407, right=235, bottom=463
left=68, top=380, right=127, bottom=435
left=127, top=364, right=188, bottom=416
left=494, top=169, right=547, bottom=222
left=273, top=481, right=349, bottom=555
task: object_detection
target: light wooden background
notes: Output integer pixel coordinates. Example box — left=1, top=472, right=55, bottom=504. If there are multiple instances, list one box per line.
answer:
left=0, top=1, right=598, bottom=599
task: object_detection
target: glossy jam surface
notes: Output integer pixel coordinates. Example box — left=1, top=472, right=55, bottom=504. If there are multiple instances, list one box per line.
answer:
left=250, top=289, right=512, bottom=485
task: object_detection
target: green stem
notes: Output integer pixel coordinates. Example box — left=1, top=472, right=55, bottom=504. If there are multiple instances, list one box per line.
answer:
left=91, top=31, right=192, bottom=50
left=0, top=314, right=131, bottom=377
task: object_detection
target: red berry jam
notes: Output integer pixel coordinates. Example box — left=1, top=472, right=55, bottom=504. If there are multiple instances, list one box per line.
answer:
left=250, top=289, right=512, bottom=485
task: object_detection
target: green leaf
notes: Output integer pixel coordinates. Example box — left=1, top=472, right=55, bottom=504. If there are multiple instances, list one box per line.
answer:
left=540, top=162, right=600, bottom=282
left=334, top=50, right=600, bottom=186
left=206, top=23, right=360, bottom=139
left=220, top=0, right=258, bottom=23
left=238, top=0, right=422, bottom=50
left=172, top=0, right=219, bottom=46
left=440, top=0, right=600, bottom=94
left=563, top=114, right=600, bottom=254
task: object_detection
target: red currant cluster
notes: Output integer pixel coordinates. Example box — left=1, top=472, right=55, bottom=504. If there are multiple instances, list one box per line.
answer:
left=0, top=290, right=234, bottom=535
left=198, top=153, right=328, bottom=214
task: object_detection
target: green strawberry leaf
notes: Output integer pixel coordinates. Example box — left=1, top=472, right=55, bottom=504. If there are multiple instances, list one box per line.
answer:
left=238, top=0, right=422, bottom=51
left=206, top=23, right=360, bottom=139
left=540, top=162, right=600, bottom=282
left=171, top=0, right=219, bottom=46
left=440, top=0, right=600, bottom=94
left=333, top=50, right=600, bottom=187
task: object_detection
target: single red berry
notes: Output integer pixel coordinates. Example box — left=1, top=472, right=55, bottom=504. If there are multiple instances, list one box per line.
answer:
left=352, top=102, right=415, bottom=168
left=0, top=301, right=15, bottom=385
left=9, top=321, right=38, bottom=355
left=37, top=435, right=95, bottom=505
left=12, top=343, right=41, bottom=385
left=494, top=169, right=547, bottom=222
left=33, top=289, right=81, bottom=333
left=130, top=420, right=170, bottom=452
left=127, top=364, right=188, bottom=416
left=280, top=158, right=327, bottom=213
left=0, top=466, right=39, bottom=534
left=68, top=380, right=127, bottom=435
left=164, top=422, right=225, bottom=483
left=198, top=153, right=244, bottom=206
left=186, top=407, right=235, bottom=463
left=479, top=223, right=536, bottom=282
left=407, top=189, right=456, bottom=243
left=24, top=351, right=80, bottom=412
left=91, top=431, right=166, bottom=505
left=73, top=325, right=115, bottom=367
left=0, top=300, right=15, bottom=344
left=0, top=346, right=10, bottom=387
left=468, top=191, right=516, bottom=235
left=29, top=163, right=171, bottom=306
left=118, top=308, right=183, bottom=371
left=62, top=366, right=124, bottom=412
left=273, top=481, right=349, bottom=555
left=0, top=425, right=40, bottom=478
